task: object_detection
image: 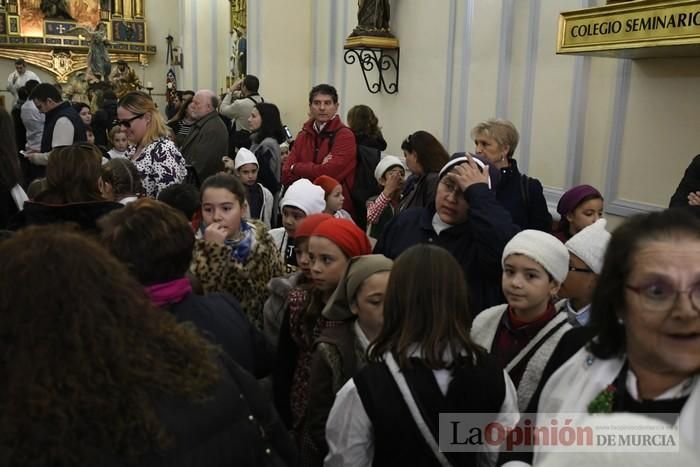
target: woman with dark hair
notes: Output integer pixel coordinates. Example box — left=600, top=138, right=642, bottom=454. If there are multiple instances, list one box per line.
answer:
left=248, top=102, right=286, bottom=196
left=325, top=244, right=518, bottom=466
left=72, top=101, right=92, bottom=127
left=0, top=107, right=26, bottom=228
left=346, top=104, right=387, bottom=151
left=167, top=95, right=195, bottom=148
left=13, top=144, right=122, bottom=231
left=471, top=118, right=552, bottom=232
left=118, top=91, right=187, bottom=197
left=0, top=225, right=296, bottom=466
left=398, top=130, right=449, bottom=211
left=554, top=184, right=604, bottom=242
left=528, top=209, right=700, bottom=465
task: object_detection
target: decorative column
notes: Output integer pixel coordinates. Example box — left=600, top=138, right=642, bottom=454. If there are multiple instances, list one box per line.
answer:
left=112, top=0, right=123, bottom=17
left=134, top=0, right=144, bottom=19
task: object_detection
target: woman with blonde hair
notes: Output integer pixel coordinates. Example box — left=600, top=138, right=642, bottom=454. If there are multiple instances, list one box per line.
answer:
left=117, top=91, right=187, bottom=197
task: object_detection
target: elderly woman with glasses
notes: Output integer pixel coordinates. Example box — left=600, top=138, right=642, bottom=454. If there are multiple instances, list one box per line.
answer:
left=116, top=91, right=187, bottom=198
left=509, top=209, right=700, bottom=466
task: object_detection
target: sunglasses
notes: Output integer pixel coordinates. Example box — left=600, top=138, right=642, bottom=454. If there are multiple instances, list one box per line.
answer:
left=113, top=113, right=144, bottom=128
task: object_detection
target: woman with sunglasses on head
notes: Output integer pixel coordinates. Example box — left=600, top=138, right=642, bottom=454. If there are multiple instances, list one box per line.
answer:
left=117, top=91, right=187, bottom=198
left=398, top=130, right=449, bottom=212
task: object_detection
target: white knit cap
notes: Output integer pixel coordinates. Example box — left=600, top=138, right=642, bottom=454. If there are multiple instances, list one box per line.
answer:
left=565, top=218, right=610, bottom=274
left=374, top=155, right=406, bottom=182
left=502, top=230, right=570, bottom=283
left=280, top=178, right=326, bottom=215
left=438, top=154, right=491, bottom=189
left=234, top=147, right=258, bottom=170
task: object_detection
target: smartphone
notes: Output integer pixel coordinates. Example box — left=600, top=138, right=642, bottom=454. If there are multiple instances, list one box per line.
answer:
left=283, top=125, right=293, bottom=140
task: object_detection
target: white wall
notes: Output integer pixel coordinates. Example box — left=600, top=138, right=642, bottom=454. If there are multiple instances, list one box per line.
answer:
left=250, top=0, right=700, bottom=228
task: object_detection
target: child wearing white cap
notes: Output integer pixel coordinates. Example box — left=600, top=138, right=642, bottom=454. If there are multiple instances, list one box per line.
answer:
left=365, top=155, right=406, bottom=240
left=471, top=229, right=573, bottom=410
left=232, top=148, right=274, bottom=228
left=559, top=218, right=611, bottom=327
left=269, top=178, right=326, bottom=271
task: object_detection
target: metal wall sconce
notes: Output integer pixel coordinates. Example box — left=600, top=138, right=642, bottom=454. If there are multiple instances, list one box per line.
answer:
left=344, top=44, right=400, bottom=94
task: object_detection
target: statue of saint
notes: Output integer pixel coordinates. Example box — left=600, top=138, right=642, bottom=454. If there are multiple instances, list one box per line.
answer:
left=110, top=60, right=142, bottom=98
left=69, top=23, right=112, bottom=83
left=350, top=0, right=393, bottom=37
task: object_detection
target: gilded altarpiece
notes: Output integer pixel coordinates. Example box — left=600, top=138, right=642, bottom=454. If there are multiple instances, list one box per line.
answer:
left=0, top=0, right=155, bottom=82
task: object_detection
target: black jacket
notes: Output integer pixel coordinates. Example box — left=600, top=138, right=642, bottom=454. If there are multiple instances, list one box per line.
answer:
left=670, top=154, right=700, bottom=208
left=375, top=183, right=520, bottom=314
left=494, top=159, right=552, bottom=232
left=168, top=292, right=274, bottom=378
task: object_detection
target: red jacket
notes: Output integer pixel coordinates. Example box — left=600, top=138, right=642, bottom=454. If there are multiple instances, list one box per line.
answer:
left=282, top=116, right=357, bottom=214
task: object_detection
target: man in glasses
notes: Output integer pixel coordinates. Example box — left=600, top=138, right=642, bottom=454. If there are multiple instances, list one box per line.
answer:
left=179, top=89, right=229, bottom=182
left=23, top=83, right=87, bottom=176
left=559, top=218, right=611, bottom=326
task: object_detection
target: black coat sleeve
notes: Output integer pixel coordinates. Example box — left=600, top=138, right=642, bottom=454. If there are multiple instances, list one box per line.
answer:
left=526, top=177, right=553, bottom=233
left=256, top=147, right=282, bottom=194
left=670, top=154, right=700, bottom=208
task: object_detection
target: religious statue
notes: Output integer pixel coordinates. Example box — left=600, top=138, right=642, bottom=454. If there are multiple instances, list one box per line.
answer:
left=68, top=22, right=112, bottom=82
left=40, top=0, right=73, bottom=20
left=110, top=60, right=141, bottom=98
left=350, top=0, right=393, bottom=37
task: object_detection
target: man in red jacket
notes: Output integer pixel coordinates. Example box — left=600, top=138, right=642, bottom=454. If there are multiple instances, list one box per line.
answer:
left=282, top=84, right=357, bottom=215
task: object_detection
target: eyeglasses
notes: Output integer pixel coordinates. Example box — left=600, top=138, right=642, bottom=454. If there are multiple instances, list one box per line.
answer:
left=403, top=133, right=413, bottom=147
left=439, top=177, right=462, bottom=196
left=569, top=265, right=594, bottom=274
left=113, top=113, right=144, bottom=128
left=625, top=282, right=700, bottom=313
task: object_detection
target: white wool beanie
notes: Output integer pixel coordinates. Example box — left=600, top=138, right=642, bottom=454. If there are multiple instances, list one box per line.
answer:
left=502, top=230, right=570, bottom=283
left=374, top=155, right=406, bottom=182
left=565, top=218, right=610, bottom=274
left=438, top=154, right=492, bottom=189
left=280, top=179, right=326, bottom=215
left=234, top=147, right=258, bottom=170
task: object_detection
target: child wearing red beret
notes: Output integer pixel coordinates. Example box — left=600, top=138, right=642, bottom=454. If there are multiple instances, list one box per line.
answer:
left=313, top=175, right=354, bottom=222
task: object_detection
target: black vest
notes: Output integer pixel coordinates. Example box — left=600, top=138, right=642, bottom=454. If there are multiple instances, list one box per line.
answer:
left=40, top=101, right=87, bottom=152
left=354, top=353, right=506, bottom=467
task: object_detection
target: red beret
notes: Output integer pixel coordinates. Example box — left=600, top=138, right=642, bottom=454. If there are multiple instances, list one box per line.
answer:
left=311, top=218, right=372, bottom=258
left=295, top=213, right=333, bottom=239
left=313, top=175, right=340, bottom=196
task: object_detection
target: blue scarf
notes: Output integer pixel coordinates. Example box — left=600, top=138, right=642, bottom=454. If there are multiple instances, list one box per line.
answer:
left=199, top=219, right=255, bottom=262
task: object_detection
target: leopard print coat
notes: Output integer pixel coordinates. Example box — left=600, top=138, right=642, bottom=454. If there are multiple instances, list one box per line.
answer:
left=190, top=219, right=284, bottom=329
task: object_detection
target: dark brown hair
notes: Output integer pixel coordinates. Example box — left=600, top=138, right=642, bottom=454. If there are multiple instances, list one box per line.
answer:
left=0, top=107, right=21, bottom=191
left=99, top=198, right=195, bottom=285
left=347, top=104, right=383, bottom=139
left=369, top=244, right=484, bottom=369
left=100, top=158, right=144, bottom=200
left=200, top=172, right=247, bottom=207
left=400, top=130, right=450, bottom=174
left=0, top=225, right=220, bottom=465
left=35, top=144, right=104, bottom=204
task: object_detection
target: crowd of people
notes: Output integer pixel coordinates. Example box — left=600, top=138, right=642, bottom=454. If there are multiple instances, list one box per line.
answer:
left=1, top=60, right=700, bottom=466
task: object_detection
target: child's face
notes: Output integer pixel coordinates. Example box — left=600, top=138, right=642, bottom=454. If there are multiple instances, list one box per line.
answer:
left=308, top=236, right=349, bottom=293
left=379, top=166, right=405, bottom=186
left=294, top=237, right=312, bottom=279
left=201, top=187, right=244, bottom=238
left=282, top=206, right=306, bottom=236
left=237, top=163, right=258, bottom=186
left=86, top=130, right=95, bottom=144
left=558, top=253, right=597, bottom=307
left=502, top=254, right=560, bottom=317
left=325, top=185, right=344, bottom=213
left=113, top=132, right=129, bottom=152
left=351, top=271, right=390, bottom=337
left=567, top=198, right=604, bottom=236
